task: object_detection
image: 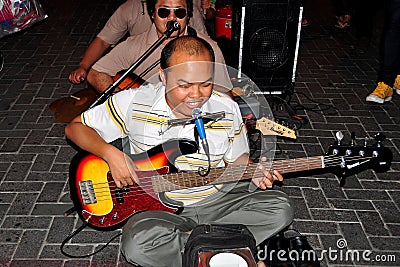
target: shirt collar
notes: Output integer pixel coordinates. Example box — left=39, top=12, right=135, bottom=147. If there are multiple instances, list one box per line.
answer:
left=151, top=83, right=176, bottom=118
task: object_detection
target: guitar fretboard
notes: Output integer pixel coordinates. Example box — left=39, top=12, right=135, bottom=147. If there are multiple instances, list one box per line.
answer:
left=147, top=156, right=324, bottom=193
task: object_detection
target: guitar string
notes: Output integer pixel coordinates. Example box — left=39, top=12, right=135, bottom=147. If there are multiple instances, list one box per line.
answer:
left=91, top=154, right=371, bottom=193
left=89, top=154, right=372, bottom=195
left=81, top=155, right=375, bottom=203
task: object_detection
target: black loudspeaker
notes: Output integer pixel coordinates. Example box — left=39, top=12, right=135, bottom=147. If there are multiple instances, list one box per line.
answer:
left=231, top=0, right=302, bottom=96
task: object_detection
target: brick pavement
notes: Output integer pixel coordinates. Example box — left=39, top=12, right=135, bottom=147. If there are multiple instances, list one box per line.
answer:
left=0, top=0, right=399, bottom=266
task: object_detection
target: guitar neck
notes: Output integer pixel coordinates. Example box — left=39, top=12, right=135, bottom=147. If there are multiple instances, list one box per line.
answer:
left=148, top=156, right=324, bottom=193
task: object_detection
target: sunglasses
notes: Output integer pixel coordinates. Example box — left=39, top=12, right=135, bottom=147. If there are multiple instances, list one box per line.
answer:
left=157, top=7, right=187, bottom=19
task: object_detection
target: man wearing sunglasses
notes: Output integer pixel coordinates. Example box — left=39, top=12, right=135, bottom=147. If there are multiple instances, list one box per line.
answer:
left=86, top=0, right=232, bottom=94
left=69, top=0, right=210, bottom=84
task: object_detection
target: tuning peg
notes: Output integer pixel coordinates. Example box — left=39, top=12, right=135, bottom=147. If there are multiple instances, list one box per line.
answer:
left=335, top=131, right=344, bottom=145
left=350, top=132, right=356, bottom=146
left=374, top=133, right=386, bottom=147
left=364, top=136, right=369, bottom=147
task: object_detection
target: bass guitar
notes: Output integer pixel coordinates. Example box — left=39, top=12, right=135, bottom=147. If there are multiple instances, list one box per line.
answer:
left=69, top=134, right=392, bottom=230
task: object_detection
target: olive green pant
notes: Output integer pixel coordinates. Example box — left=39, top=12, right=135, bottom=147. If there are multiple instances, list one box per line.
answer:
left=121, top=183, right=294, bottom=267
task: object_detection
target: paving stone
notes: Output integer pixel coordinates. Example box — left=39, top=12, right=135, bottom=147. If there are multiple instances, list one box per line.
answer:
left=344, top=189, right=391, bottom=201
left=373, top=201, right=400, bottom=224
left=91, top=244, right=120, bottom=267
left=7, top=193, right=39, bottom=215
left=26, top=172, right=68, bottom=182
left=311, top=209, right=358, bottom=222
left=339, top=223, right=371, bottom=250
left=328, top=200, right=375, bottom=213
left=361, top=181, right=400, bottom=190
left=5, top=162, right=32, bottom=181
left=0, top=182, right=43, bottom=193
left=289, top=197, right=311, bottom=220
left=0, top=192, right=16, bottom=203
left=32, top=203, right=76, bottom=216
left=0, top=229, right=23, bottom=243
left=0, top=244, right=17, bottom=266
left=292, top=220, right=338, bottom=235
left=46, top=216, right=75, bottom=243
left=0, top=138, right=25, bottom=153
left=356, top=211, right=390, bottom=236
left=37, top=182, right=65, bottom=202
left=386, top=224, right=400, bottom=237
left=369, top=237, right=400, bottom=251
left=13, top=230, right=47, bottom=258
left=318, top=179, right=346, bottom=199
left=31, top=154, right=55, bottom=172
left=9, top=260, right=64, bottom=267
left=2, top=216, right=52, bottom=229
left=302, top=188, right=330, bottom=209
left=63, top=260, right=92, bottom=267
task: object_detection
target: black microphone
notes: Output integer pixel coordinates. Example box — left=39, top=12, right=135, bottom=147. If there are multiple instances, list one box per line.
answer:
left=164, top=21, right=180, bottom=37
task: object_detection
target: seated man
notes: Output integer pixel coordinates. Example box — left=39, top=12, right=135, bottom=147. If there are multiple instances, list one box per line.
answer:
left=86, top=0, right=231, bottom=94
left=69, top=0, right=211, bottom=84
left=65, top=36, right=293, bottom=267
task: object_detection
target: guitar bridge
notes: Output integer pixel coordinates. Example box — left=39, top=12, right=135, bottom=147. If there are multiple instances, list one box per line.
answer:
left=78, top=180, right=97, bottom=204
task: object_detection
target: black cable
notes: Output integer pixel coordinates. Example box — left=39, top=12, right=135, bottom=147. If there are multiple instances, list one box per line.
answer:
left=0, top=50, right=4, bottom=73
left=197, top=139, right=211, bottom=177
left=60, top=221, right=122, bottom=258
left=290, top=91, right=338, bottom=114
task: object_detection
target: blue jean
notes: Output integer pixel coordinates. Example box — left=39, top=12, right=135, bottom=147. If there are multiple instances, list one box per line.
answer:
left=378, top=0, right=400, bottom=86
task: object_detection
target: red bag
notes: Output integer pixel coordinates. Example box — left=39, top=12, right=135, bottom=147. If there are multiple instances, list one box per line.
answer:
left=0, top=0, right=15, bottom=22
left=0, top=0, right=47, bottom=38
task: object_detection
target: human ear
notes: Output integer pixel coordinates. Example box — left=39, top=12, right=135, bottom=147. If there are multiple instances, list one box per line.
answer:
left=159, top=67, right=167, bottom=86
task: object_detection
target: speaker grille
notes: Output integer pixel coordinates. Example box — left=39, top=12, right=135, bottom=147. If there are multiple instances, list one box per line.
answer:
left=248, top=28, right=289, bottom=69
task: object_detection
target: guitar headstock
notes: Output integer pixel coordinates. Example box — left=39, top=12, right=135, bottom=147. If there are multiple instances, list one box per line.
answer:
left=326, top=132, right=393, bottom=186
left=255, top=117, right=296, bottom=139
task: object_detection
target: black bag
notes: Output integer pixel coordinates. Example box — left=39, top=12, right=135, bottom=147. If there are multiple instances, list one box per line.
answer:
left=183, top=224, right=258, bottom=267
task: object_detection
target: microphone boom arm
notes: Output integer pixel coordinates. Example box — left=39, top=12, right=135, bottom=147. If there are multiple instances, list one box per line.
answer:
left=87, top=22, right=180, bottom=110
left=159, top=111, right=226, bottom=135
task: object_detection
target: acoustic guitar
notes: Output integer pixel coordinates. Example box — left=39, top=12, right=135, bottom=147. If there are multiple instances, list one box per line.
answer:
left=49, top=73, right=142, bottom=122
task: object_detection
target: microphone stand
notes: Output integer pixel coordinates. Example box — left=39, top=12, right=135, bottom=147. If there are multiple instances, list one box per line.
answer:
left=87, top=22, right=180, bottom=110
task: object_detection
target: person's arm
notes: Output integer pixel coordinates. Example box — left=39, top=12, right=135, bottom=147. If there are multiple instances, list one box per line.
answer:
left=231, top=154, right=283, bottom=190
left=65, top=115, right=138, bottom=188
left=87, top=38, right=137, bottom=93
left=69, top=0, right=136, bottom=84
left=87, top=68, right=115, bottom=93
left=69, top=37, right=111, bottom=84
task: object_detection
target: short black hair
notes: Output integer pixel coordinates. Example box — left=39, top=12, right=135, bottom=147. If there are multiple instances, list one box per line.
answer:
left=160, top=36, right=215, bottom=69
left=146, top=0, right=193, bottom=19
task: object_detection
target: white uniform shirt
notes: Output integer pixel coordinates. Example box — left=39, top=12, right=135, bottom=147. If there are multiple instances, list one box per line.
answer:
left=82, top=83, right=249, bottom=205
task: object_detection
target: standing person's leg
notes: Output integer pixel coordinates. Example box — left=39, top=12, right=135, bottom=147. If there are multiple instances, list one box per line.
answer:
left=367, top=0, right=400, bottom=103
left=353, top=0, right=374, bottom=43
left=378, top=0, right=400, bottom=87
